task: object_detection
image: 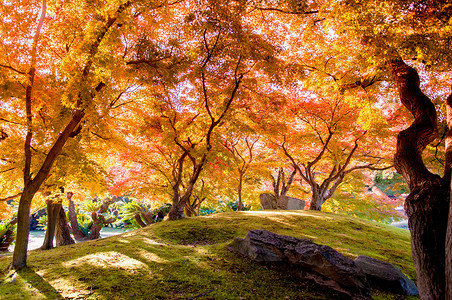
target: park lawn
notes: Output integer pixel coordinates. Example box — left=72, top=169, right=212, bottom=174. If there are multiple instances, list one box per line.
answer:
left=0, top=210, right=417, bottom=299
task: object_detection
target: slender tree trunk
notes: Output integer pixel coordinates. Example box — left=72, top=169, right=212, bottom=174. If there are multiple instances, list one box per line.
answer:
left=12, top=190, right=34, bottom=268
left=390, top=59, right=449, bottom=299
left=55, top=207, right=75, bottom=246
left=168, top=157, right=205, bottom=220
left=185, top=201, right=197, bottom=217
left=41, top=201, right=61, bottom=250
left=237, top=172, right=244, bottom=211
left=168, top=188, right=182, bottom=220
left=13, top=0, right=47, bottom=269
left=142, top=212, right=154, bottom=224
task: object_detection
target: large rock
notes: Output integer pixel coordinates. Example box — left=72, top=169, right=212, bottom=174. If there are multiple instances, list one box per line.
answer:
left=277, top=195, right=306, bottom=210
left=230, top=229, right=370, bottom=298
left=259, top=193, right=277, bottom=210
left=354, top=256, right=418, bottom=296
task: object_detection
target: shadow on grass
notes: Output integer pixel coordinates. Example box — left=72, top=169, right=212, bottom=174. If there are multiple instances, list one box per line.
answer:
left=17, top=267, right=65, bottom=299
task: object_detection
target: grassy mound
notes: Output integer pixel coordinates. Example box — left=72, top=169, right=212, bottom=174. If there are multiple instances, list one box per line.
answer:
left=0, top=211, right=417, bottom=299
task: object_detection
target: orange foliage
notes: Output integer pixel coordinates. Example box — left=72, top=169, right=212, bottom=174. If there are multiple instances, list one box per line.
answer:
left=0, top=202, right=12, bottom=220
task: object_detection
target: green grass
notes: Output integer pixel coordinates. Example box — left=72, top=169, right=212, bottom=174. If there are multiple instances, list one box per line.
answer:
left=0, top=210, right=417, bottom=299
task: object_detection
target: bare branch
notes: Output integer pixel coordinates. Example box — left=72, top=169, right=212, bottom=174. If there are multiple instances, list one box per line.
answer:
left=308, top=128, right=334, bottom=168
left=0, top=64, right=26, bottom=75
left=0, top=192, right=22, bottom=202
left=253, top=7, right=318, bottom=15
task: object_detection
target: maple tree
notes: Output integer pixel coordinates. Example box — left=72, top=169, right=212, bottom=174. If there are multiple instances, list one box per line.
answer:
left=0, top=0, right=138, bottom=268
left=223, top=135, right=260, bottom=211
left=316, top=1, right=452, bottom=298
left=280, top=92, right=393, bottom=211
left=111, top=0, right=284, bottom=220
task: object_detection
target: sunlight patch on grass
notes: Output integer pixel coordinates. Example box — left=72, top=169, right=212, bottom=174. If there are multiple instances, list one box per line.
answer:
left=141, top=237, right=163, bottom=246
left=115, top=238, right=131, bottom=244
left=241, top=210, right=334, bottom=220
left=63, top=251, right=147, bottom=272
left=138, top=249, right=168, bottom=263
left=49, top=277, right=88, bottom=295
left=301, top=234, right=320, bottom=241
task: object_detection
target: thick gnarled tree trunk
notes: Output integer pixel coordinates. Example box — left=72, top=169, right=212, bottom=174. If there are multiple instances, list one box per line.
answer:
left=390, top=59, right=450, bottom=299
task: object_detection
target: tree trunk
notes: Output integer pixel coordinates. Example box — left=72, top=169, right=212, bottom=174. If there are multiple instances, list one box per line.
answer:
left=169, top=164, right=201, bottom=220
left=445, top=91, right=452, bottom=300
left=55, top=207, right=75, bottom=246
left=41, top=201, right=61, bottom=250
left=446, top=201, right=452, bottom=299
left=169, top=191, right=189, bottom=220
left=237, top=172, right=244, bottom=211
left=404, top=178, right=449, bottom=299
left=67, top=197, right=87, bottom=241
left=12, top=190, right=34, bottom=268
left=134, top=214, right=148, bottom=228
left=390, top=59, right=449, bottom=299
left=90, top=212, right=103, bottom=240
left=309, top=195, right=324, bottom=211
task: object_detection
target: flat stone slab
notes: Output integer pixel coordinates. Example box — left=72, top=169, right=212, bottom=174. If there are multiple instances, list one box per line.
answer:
left=277, top=195, right=305, bottom=210
left=259, top=193, right=277, bottom=210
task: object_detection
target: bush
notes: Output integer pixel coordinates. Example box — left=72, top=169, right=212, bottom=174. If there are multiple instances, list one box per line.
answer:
left=200, top=199, right=251, bottom=216
left=0, top=217, right=17, bottom=251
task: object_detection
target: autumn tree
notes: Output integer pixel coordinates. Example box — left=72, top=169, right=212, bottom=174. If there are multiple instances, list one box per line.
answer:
left=0, top=0, right=139, bottom=269
left=269, top=167, right=297, bottom=202
left=279, top=93, right=393, bottom=211
left=315, top=1, right=452, bottom=297
left=223, top=135, right=259, bottom=211
left=112, top=0, right=283, bottom=220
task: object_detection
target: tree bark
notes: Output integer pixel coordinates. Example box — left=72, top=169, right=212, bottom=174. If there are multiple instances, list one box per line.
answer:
left=168, top=155, right=206, bottom=220
left=390, top=59, right=449, bottom=299
left=169, top=185, right=195, bottom=220
left=13, top=189, right=35, bottom=268
left=55, top=207, right=75, bottom=246
left=134, top=214, right=148, bottom=227
left=447, top=198, right=452, bottom=300
left=67, top=195, right=88, bottom=241
left=445, top=86, right=452, bottom=300
left=237, top=172, right=244, bottom=211
left=40, top=201, right=61, bottom=250
left=90, top=211, right=103, bottom=240
left=309, top=194, right=324, bottom=211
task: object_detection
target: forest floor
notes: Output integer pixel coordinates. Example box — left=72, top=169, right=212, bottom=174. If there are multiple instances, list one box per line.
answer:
left=0, top=210, right=417, bottom=299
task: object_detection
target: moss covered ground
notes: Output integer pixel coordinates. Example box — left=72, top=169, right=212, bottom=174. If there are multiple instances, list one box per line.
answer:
left=0, top=210, right=417, bottom=299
